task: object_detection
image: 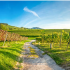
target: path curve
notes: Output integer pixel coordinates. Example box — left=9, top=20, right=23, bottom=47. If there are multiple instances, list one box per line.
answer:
left=23, top=40, right=65, bottom=70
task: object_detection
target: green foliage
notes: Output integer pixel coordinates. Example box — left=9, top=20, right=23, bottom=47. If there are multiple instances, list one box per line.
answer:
left=36, top=37, right=42, bottom=42
left=0, top=40, right=29, bottom=70
left=36, top=31, right=69, bottom=43
left=0, top=23, right=27, bottom=31
left=8, top=29, right=70, bottom=38
left=0, top=24, right=6, bottom=30
left=52, top=32, right=60, bottom=43
left=62, top=32, right=69, bottom=43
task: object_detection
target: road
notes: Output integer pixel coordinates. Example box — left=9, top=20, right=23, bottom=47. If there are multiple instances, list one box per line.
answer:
left=23, top=40, right=65, bottom=70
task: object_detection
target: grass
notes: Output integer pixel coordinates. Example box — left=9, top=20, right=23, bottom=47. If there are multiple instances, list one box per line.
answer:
left=0, top=40, right=30, bottom=70
left=28, top=37, right=36, bottom=40
left=32, top=42, right=70, bottom=67
left=28, top=46, right=39, bottom=58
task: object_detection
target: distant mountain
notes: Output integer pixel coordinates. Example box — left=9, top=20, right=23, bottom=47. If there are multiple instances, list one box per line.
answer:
left=31, top=27, right=42, bottom=29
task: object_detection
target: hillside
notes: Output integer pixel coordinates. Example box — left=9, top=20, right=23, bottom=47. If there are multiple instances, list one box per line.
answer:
left=1, top=23, right=70, bottom=38
left=0, top=23, right=27, bottom=31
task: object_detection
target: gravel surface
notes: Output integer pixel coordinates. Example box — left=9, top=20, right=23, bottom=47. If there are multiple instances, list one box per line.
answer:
left=23, top=40, right=65, bottom=70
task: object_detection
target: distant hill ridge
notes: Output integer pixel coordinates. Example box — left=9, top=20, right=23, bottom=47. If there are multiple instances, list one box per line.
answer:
left=0, top=23, right=27, bottom=31
left=31, top=27, right=42, bottom=29
left=0, top=23, right=42, bottom=30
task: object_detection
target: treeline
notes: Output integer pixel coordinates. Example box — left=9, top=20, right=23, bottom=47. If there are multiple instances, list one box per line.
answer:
left=0, top=29, right=28, bottom=41
left=36, top=31, right=70, bottom=43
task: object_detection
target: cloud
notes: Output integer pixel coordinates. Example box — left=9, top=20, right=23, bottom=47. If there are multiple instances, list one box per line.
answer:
left=24, top=19, right=37, bottom=27
left=41, top=21, right=70, bottom=29
left=23, top=7, right=40, bottom=18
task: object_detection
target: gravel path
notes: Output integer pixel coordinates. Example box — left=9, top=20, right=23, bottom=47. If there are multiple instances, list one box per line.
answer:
left=23, top=40, right=65, bottom=70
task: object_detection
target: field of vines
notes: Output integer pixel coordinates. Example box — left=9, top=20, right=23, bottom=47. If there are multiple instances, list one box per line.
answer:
left=36, top=30, right=70, bottom=43
left=8, top=29, right=70, bottom=38
left=0, top=29, right=28, bottom=42
left=32, top=30, right=70, bottom=69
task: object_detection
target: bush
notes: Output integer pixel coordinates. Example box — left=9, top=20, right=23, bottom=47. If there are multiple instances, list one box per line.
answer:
left=36, top=37, right=42, bottom=42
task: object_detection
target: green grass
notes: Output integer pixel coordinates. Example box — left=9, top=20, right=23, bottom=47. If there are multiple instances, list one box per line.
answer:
left=32, top=42, right=70, bottom=67
left=8, top=29, right=70, bottom=37
left=0, top=40, right=30, bottom=70
left=28, top=37, right=36, bottom=40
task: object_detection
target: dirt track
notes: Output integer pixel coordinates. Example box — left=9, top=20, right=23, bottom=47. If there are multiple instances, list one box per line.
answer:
left=23, top=40, right=65, bottom=70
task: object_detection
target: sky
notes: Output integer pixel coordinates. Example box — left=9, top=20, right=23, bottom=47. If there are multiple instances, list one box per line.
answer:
left=0, top=1, right=70, bottom=29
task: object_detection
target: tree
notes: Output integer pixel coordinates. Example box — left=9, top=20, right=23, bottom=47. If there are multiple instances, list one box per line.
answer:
left=0, top=24, right=6, bottom=30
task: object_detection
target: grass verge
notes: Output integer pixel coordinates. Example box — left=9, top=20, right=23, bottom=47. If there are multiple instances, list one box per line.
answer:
left=28, top=37, right=36, bottom=40
left=28, top=46, right=39, bottom=58
left=0, top=40, right=30, bottom=70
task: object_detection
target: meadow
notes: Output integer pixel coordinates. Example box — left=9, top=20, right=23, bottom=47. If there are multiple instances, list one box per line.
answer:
left=0, top=40, right=30, bottom=70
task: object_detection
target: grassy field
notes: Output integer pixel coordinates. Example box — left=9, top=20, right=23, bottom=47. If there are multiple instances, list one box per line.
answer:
left=8, top=29, right=70, bottom=38
left=32, top=42, right=70, bottom=68
left=28, top=37, right=36, bottom=40
left=0, top=40, right=30, bottom=70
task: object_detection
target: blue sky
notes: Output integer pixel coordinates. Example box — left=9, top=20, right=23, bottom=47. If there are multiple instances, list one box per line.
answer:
left=0, top=1, right=70, bottom=29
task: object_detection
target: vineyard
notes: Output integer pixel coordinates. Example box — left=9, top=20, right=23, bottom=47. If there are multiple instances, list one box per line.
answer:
left=8, top=29, right=70, bottom=38
left=0, top=29, right=28, bottom=42
left=36, top=30, right=70, bottom=44
left=32, top=30, right=70, bottom=69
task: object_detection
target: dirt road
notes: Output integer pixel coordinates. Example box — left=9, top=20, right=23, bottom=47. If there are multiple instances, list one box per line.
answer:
left=23, top=40, right=65, bottom=70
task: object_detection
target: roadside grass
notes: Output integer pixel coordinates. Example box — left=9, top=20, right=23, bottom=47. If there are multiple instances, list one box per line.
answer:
left=0, top=40, right=30, bottom=70
left=28, top=46, right=39, bottom=58
left=28, top=37, right=36, bottom=40
left=32, top=42, right=70, bottom=67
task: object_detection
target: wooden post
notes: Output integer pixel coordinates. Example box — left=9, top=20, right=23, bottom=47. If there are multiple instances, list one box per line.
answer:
left=60, top=32, right=62, bottom=48
left=50, top=43, right=52, bottom=49
left=66, top=32, right=70, bottom=50
left=69, top=32, right=70, bottom=46
left=52, top=33, right=53, bottom=48
left=3, top=33, right=8, bottom=46
left=39, top=42, right=40, bottom=48
left=39, top=42, right=40, bottom=45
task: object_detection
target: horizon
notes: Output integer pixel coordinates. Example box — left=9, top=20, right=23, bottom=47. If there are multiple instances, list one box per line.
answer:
left=1, top=23, right=70, bottom=30
left=0, top=1, right=70, bottom=29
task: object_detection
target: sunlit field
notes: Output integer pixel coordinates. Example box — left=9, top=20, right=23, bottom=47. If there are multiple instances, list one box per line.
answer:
left=0, top=40, right=30, bottom=70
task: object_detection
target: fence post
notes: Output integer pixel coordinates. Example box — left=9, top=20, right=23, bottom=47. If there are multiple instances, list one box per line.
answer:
left=67, top=32, right=70, bottom=50
left=60, top=32, right=62, bottom=48
left=69, top=32, right=70, bottom=46
left=39, top=42, right=40, bottom=45
left=3, top=33, right=8, bottom=46
left=39, top=42, right=40, bottom=48
left=52, top=33, right=53, bottom=48
left=50, top=43, right=52, bottom=49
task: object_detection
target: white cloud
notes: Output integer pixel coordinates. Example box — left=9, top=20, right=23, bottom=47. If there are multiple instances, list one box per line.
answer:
left=41, top=21, right=70, bottom=29
left=24, top=19, right=37, bottom=27
left=23, top=7, right=40, bottom=18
